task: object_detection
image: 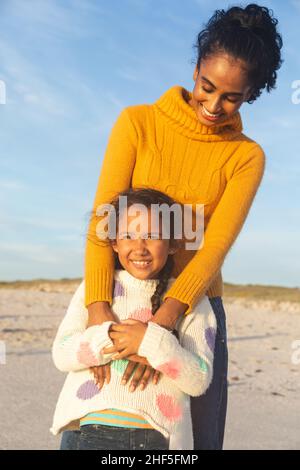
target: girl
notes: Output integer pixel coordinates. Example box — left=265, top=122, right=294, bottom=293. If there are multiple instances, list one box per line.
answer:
left=84, top=4, right=283, bottom=449
left=51, top=188, right=217, bottom=450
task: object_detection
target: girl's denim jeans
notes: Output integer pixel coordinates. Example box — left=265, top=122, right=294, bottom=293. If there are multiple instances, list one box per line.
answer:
left=59, top=296, right=228, bottom=450
left=60, top=425, right=169, bottom=450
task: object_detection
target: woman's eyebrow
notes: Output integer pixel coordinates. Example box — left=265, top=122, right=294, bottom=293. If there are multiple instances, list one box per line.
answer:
left=201, top=76, right=244, bottom=96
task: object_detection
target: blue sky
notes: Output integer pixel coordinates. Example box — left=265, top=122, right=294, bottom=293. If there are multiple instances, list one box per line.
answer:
left=0, top=0, right=299, bottom=287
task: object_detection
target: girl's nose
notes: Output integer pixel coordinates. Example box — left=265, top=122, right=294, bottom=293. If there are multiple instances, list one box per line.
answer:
left=133, top=237, right=149, bottom=252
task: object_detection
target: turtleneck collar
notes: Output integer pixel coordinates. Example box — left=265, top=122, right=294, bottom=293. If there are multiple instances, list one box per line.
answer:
left=115, top=269, right=160, bottom=293
left=154, top=85, right=243, bottom=142
left=115, top=269, right=176, bottom=295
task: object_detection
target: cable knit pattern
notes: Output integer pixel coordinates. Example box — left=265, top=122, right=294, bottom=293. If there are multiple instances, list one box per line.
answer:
left=85, top=85, right=265, bottom=313
left=50, top=269, right=216, bottom=450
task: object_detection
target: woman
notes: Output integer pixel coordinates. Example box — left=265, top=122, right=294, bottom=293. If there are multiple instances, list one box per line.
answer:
left=80, top=4, right=282, bottom=450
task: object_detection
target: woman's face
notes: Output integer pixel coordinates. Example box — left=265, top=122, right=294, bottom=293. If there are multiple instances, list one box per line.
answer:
left=189, top=53, right=252, bottom=126
left=111, top=207, right=177, bottom=280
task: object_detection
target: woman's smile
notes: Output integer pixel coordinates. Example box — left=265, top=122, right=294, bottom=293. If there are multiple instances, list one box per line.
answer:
left=200, top=103, right=224, bottom=122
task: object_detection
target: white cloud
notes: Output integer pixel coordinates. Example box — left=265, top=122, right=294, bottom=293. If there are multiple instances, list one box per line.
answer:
left=5, top=0, right=97, bottom=40
left=117, top=68, right=139, bottom=82
left=0, top=39, right=72, bottom=117
left=0, top=180, right=27, bottom=191
left=0, top=242, right=63, bottom=264
left=0, top=213, right=80, bottom=233
left=106, top=92, right=126, bottom=111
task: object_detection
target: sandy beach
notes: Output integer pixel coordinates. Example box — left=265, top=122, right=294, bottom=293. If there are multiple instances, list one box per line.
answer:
left=0, top=281, right=299, bottom=450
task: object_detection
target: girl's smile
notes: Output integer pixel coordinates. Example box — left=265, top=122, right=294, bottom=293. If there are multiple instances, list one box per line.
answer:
left=130, top=259, right=152, bottom=270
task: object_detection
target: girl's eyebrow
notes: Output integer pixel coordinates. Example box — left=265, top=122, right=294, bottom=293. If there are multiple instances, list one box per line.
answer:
left=201, top=76, right=244, bottom=96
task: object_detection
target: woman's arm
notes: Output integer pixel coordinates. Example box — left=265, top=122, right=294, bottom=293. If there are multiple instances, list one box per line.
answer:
left=155, top=144, right=266, bottom=321
left=85, top=107, right=138, bottom=309
left=137, top=297, right=216, bottom=397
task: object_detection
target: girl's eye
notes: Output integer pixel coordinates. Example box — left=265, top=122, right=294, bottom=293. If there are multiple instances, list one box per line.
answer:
left=120, top=233, right=132, bottom=239
left=149, top=233, right=161, bottom=240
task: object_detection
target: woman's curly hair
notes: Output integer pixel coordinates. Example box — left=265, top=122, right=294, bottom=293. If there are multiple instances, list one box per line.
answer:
left=192, top=3, right=283, bottom=102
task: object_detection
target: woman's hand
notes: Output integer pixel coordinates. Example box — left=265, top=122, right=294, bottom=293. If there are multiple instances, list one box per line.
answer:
left=149, top=297, right=188, bottom=329
left=87, top=300, right=119, bottom=327
left=102, top=319, right=148, bottom=359
left=121, top=362, right=161, bottom=392
left=100, top=298, right=188, bottom=358
left=90, top=320, right=160, bottom=391
left=89, top=317, right=161, bottom=390
left=89, top=297, right=189, bottom=392
left=91, top=359, right=161, bottom=392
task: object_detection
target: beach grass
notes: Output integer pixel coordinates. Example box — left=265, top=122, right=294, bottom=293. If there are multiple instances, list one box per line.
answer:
left=0, top=278, right=299, bottom=303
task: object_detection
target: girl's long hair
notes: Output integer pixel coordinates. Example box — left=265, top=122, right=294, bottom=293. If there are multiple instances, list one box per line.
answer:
left=108, top=187, right=180, bottom=316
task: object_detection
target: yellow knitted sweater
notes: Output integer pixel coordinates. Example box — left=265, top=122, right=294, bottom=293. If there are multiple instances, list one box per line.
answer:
left=85, top=85, right=265, bottom=314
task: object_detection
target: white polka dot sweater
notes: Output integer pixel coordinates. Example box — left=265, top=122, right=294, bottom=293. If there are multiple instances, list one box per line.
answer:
left=50, top=269, right=216, bottom=450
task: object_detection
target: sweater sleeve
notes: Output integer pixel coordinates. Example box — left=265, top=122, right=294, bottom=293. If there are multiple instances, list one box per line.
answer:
left=52, top=281, right=117, bottom=372
left=138, top=296, right=216, bottom=397
left=162, top=144, right=266, bottom=314
left=84, top=108, right=138, bottom=307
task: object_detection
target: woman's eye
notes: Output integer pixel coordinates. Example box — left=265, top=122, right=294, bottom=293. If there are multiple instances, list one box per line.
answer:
left=202, top=86, right=213, bottom=93
left=226, top=96, right=240, bottom=104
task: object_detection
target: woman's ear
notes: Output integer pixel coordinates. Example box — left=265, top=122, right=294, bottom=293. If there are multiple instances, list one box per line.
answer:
left=193, top=64, right=199, bottom=82
left=244, top=86, right=253, bottom=103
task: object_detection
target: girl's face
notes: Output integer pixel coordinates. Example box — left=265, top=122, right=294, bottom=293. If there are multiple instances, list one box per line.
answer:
left=111, top=207, right=177, bottom=280
left=188, top=53, right=253, bottom=126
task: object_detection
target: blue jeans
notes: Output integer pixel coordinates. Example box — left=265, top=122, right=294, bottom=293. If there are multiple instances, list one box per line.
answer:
left=60, top=425, right=169, bottom=450
left=60, top=429, right=81, bottom=450
left=190, top=296, right=228, bottom=449
left=59, top=296, right=228, bottom=450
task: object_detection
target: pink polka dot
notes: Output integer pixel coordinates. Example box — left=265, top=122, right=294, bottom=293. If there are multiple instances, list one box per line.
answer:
left=77, top=342, right=98, bottom=367
left=157, top=359, right=181, bottom=379
left=156, top=394, right=182, bottom=421
left=128, top=307, right=153, bottom=323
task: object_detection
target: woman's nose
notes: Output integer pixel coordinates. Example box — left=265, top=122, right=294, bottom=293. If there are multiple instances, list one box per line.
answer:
left=208, top=96, right=222, bottom=113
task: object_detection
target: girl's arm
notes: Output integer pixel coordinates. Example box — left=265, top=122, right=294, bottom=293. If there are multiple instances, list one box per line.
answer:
left=137, top=296, right=216, bottom=397
left=52, top=281, right=117, bottom=372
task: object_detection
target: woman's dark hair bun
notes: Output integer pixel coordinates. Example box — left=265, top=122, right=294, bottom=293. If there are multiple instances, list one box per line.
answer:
left=193, top=3, right=283, bottom=102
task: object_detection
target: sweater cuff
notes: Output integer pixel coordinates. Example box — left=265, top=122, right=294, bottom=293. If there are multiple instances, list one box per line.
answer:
left=87, top=321, right=115, bottom=361
left=162, top=271, right=206, bottom=315
left=84, top=268, right=114, bottom=307
left=138, top=322, right=167, bottom=359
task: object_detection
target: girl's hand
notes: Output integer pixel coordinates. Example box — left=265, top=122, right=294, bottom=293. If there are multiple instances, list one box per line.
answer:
left=102, top=319, right=148, bottom=359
